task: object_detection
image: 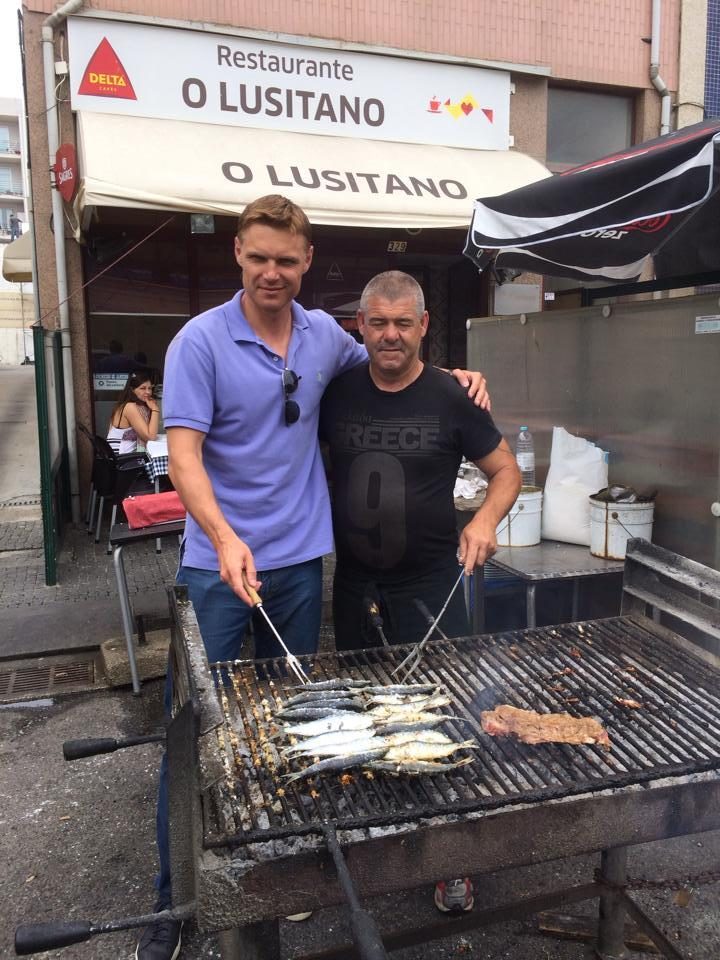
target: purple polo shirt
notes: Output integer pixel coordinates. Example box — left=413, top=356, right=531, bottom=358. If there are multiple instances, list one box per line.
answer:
left=163, top=291, right=366, bottom=571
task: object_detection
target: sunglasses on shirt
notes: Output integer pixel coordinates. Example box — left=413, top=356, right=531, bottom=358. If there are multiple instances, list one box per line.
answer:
left=282, top=368, right=301, bottom=426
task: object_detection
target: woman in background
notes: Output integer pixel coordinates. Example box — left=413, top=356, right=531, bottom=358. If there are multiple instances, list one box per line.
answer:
left=107, top=370, right=160, bottom=454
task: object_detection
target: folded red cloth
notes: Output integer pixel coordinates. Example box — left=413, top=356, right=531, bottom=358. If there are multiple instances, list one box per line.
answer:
left=123, top=491, right=186, bottom=529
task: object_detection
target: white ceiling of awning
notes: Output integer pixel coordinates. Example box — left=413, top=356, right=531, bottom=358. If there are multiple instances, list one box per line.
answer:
left=75, top=112, right=551, bottom=229
left=1, top=231, right=33, bottom=283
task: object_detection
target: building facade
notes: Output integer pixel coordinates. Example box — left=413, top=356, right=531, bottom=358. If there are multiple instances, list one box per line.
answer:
left=19, top=0, right=703, bottom=521
left=0, top=96, right=33, bottom=365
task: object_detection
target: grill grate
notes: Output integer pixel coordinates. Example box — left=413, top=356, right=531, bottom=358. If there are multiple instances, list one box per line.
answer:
left=193, top=616, right=720, bottom=847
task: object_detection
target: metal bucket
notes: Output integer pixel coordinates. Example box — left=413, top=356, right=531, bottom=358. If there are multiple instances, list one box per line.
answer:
left=496, top=487, right=543, bottom=547
left=589, top=498, right=655, bottom=559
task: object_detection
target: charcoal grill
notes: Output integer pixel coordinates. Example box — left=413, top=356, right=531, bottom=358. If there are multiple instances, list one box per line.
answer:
left=15, top=540, right=720, bottom=959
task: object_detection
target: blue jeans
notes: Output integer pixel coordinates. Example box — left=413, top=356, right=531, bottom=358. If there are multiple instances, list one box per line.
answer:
left=155, top=557, right=322, bottom=908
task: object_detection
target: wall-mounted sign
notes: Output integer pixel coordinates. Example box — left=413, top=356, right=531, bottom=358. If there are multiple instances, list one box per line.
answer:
left=68, top=18, right=511, bottom=150
left=55, top=143, right=78, bottom=202
left=93, top=373, right=127, bottom=391
left=387, top=240, right=407, bottom=253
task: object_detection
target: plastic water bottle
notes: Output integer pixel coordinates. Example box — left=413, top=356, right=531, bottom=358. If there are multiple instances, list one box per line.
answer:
left=516, top=426, right=535, bottom=487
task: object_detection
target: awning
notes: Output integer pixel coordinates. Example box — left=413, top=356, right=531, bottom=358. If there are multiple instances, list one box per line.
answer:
left=2, top=231, right=33, bottom=283
left=464, top=119, right=720, bottom=282
left=3, top=230, right=32, bottom=283
left=75, top=112, right=550, bottom=229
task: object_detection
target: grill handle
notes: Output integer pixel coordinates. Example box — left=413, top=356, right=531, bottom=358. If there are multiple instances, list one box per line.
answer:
left=15, top=921, right=91, bottom=954
left=15, top=905, right=194, bottom=956
left=63, top=734, right=165, bottom=760
left=322, top=823, right=388, bottom=960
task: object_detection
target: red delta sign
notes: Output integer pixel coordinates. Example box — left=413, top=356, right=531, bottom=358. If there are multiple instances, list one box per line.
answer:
left=78, top=37, right=137, bottom=100
left=54, top=144, right=77, bottom=202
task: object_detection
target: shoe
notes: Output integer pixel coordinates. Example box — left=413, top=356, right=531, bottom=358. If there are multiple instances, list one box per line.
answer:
left=135, top=914, right=183, bottom=960
left=285, top=911, right=313, bottom=921
left=434, top=878, right=474, bottom=913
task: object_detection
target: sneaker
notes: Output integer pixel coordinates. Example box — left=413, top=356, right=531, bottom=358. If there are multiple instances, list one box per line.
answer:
left=135, top=914, right=183, bottom=960
left=434, top=878, right=474, bottom=913
left=285, top=911, right=313, bottom=921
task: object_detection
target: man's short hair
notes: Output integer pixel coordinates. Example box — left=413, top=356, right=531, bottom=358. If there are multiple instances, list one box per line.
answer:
left=237, top=194, right=313, bottom=245
left=360, top=271, right=425, bottom=317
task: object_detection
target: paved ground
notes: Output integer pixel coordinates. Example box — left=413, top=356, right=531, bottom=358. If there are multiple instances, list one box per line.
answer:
left=1, top=366, right=719, bottom=959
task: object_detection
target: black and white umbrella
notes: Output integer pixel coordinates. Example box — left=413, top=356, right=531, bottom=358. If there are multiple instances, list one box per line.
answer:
left=464, top=119, right=720, bottom=283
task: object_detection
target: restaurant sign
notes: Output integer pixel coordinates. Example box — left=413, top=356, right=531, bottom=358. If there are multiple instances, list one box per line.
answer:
left=54, top=144, right=78, bottom=202
left=67, top=17, right=511, bottom=150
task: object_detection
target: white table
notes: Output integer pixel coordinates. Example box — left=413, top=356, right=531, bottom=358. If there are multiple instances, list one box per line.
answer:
left=144, top=437, right=170, bottom=552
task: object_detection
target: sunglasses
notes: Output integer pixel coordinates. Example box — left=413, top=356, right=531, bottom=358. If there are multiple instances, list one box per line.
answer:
left=282, top=368, right=301, bottom=426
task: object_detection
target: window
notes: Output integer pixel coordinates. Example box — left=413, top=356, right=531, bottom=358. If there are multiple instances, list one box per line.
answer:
left=0, top=167, right=12, bottom=192
left=0, top=126, right=9, bottom=152
left=547, top=88, right=632, bottom=170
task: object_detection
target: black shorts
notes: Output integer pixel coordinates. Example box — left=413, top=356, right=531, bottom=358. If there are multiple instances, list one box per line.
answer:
left=332, top=562, right=470, bottom=652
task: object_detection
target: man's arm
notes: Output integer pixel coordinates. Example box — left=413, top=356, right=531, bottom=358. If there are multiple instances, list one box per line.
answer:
left=167, top=426, right=258, bottom=605
left=457, top=439, right=521, bottom=574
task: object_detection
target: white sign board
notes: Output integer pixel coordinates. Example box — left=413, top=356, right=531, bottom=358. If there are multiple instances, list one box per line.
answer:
left=68, top=17, right=511, bottom=150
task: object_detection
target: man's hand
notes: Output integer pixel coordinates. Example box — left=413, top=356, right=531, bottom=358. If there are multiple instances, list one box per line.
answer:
left=451, top=369, right=491, bottom=410
left=458, top=512, right=498, bottom=575
left=217, top=533, right=262, bottom=607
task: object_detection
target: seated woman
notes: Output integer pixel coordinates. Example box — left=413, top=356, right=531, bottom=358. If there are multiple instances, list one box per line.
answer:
left=107, top=370, right=160, bottom=454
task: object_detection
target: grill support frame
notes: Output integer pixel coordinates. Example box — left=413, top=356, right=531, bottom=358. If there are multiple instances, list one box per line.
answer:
left=164, top=542, right=720, bottom=959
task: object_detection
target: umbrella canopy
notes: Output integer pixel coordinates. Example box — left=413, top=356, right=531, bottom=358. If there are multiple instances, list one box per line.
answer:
left=464, top=120, right=720, bottom=283
left=2, top=230, right=33, bottom=283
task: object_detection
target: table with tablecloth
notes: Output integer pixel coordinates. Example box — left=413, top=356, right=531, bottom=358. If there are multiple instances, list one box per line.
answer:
left=144, top=437, right=169, bottom=490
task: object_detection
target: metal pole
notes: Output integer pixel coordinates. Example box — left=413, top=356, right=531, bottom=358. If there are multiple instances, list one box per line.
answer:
left=596, top=846, right=628, bottom=959
left=41, top=0, right=85, bottom=524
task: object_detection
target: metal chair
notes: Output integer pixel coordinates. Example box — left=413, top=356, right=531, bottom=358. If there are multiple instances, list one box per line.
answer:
left=77, top=422, right=99, bottom=531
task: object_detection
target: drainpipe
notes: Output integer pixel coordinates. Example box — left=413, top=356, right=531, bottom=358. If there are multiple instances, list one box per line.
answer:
left=42, top=0, right=84, bottom=524
left=650, top=0, right=672, bottom=135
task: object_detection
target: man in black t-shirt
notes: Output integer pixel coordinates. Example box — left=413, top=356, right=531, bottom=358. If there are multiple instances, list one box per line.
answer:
left=320, top=271, right=521, bottom=650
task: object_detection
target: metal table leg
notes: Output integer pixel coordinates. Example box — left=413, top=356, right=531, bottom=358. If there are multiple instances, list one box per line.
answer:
left=526, top=583, right=537, bottom=628
left=112, top=544, right=142, bottom=695
left=595, top=846, right=628, bottom=959
left=572, top=578, right=580, bottom=620
left=155, top=477, right=162, bottom=553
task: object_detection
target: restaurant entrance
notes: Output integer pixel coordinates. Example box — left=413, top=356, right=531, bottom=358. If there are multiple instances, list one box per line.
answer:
left=82, top=211, right=486, bottom=432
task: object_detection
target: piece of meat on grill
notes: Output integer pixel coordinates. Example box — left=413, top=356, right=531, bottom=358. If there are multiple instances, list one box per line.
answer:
left=480, top=704, right=611, bottom=750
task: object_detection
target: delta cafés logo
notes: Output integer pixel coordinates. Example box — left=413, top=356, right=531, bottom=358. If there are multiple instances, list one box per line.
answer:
left=78, top=37, right=137, bottom=99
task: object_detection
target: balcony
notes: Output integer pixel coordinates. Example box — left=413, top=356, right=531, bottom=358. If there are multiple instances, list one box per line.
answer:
left=0, top=140, right=22, bottom=160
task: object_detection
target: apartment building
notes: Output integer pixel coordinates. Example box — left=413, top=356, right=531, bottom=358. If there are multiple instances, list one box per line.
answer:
left=0, top=97, right=26, bottom=241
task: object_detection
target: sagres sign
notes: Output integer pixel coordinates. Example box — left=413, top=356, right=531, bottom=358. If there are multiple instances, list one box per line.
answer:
left=68, top=17, right=510, bottom=150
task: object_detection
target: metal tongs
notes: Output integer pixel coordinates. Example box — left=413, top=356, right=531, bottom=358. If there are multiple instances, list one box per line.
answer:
left=392, top=567, right=465, bottom=680
left=242, top=573, right=310, bottom=684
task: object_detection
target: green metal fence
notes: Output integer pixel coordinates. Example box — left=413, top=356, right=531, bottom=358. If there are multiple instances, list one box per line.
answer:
left=33, top=322, right=70, bottom=585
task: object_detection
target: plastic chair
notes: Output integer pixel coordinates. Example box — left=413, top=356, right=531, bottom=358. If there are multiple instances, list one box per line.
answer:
left=85, top=436, right=153, bottom=550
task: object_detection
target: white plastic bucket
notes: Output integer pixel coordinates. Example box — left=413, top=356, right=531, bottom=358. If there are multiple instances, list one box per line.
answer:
left=496, top=487, right=543, bottom=547
left=589, top=498, right=655, bottom=559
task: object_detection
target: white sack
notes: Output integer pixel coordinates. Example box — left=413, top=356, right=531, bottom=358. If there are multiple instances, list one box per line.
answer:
left=541, top=427, right=608, bottom=545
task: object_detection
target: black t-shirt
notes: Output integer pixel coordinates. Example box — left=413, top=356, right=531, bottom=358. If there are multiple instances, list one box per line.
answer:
left=320, top=363, right=502, bottom=582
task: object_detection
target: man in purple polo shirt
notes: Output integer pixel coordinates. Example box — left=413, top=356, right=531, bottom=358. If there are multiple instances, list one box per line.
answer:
left=136, top=195, right=487, bottom=960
